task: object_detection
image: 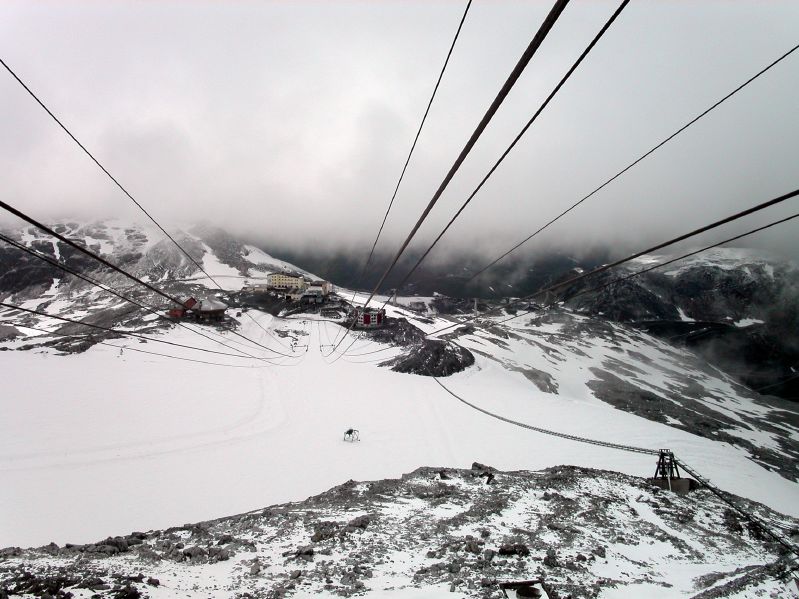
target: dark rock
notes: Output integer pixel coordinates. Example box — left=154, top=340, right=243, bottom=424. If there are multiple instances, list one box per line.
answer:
left=209, top=546, right=230, bottom=561
left=346, top=515, right=371, bottom=530
left=464, top=541, right=481, bottom=554
left=471, top=462, right=496, bottom=472
left=498, top=543, right=529, bottom=557
left=543, top=548, right=560, bottom=568
left=182, top=546, right=208, bottom=560
left=311, top=521, right=340, bottom=543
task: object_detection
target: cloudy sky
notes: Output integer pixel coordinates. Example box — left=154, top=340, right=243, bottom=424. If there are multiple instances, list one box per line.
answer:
left=1, top=1, right=798, bottom=262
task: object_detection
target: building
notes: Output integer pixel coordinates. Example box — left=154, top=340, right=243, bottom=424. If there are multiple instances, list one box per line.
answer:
left=267, top=272, right=308, bottom=291
left=192, top=298, right=228, bottom=322
left=354, top=307, right=386, bottom=328
left=308, top=280, right=332, bottom=296
left=166, top=297, right=227, bottom=322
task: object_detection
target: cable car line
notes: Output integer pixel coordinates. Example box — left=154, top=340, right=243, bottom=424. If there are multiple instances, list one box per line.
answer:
left=349, top=0, right=473, bottom=299
left=328, top=0, right=572, bottom=357
left=0, top=320, right=273, bottom=369
left=378, top=0, right=631, bottom=310
left=335, top=0, right=472, bottom=348
left=0, top=232, right=268, bottom=360
left=425, top=187, right=799, bottom=339
left=493, top=211, right=799, bottom=330
left=0, top=301, right=283, bottom=362
left=0, top=200, right=299, bottom=358
left=0, top=56, right=295, bottom=354
left=0, top=199, right=182, bottom=306
left=464, top=41, right=799, bottom=284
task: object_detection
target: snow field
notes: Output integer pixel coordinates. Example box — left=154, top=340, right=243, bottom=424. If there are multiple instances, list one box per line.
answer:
left=1, top=305, right=798, bottom=552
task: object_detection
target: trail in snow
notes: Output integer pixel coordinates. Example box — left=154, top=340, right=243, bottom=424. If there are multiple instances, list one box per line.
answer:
left=2, top=310, right=798, bottom=548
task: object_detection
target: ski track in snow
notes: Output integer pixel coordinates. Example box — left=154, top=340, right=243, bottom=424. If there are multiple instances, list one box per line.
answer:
left=1, top=309, right=798, bottom=548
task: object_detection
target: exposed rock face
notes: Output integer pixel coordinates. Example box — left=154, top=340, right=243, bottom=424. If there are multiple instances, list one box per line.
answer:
left=1, top=466, right=796, bottom=598
left=382, top=338, right=474, bottom=377
left=563, top=249, right=799, bottom=400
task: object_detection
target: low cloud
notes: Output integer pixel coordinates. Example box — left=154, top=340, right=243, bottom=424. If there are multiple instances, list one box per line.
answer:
left=1, top=1, right=798, bottom=263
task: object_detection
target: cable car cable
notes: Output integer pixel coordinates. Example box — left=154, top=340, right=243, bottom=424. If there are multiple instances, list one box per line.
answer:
left=329, top=0, right=572, bottom=357
left=464, top=41, right=799, bottom=284
left=379, top=0, right=631, bottom=309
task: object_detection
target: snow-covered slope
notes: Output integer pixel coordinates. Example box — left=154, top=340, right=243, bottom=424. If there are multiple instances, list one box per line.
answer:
left=2, top=465, right=798, bottom=598
left=1, top=222, right=798, bottom=598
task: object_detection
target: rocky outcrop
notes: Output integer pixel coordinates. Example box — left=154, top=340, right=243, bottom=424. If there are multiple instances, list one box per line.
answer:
left=2, top=465, right=796, bottom=598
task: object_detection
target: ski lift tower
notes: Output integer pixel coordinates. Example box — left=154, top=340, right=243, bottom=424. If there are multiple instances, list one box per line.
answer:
left=650, top=449, right=695, bottom=494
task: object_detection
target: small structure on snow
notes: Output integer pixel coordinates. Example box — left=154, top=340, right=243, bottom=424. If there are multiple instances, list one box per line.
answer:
left=166, top=297, right=228, bottom=322
left=650, top=449, right=697, bottom=494
left=353, top=307, right=385, bottom=328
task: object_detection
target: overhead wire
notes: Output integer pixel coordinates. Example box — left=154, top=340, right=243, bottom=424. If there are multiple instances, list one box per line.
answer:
left=335, top=0, right=472, bottom=348
left=0, top=232, right=269, bottom=360
left=328, top=0, right=572, bottom=358
left=0, top=56, right=296, bottom=354
left=464, top=41, right=799, bottom=284
left=430, top=213, right=799, bottom=563
left=433, top=374, right=799, bottom=560
left=0, top=301, right=282, bottom=361
left=494, top=209, right=799, bottom=329
left=0, top=199, right=181, bottom=306
left=0, top=320, right=272, bottom=369
left=379, top=0, right=631, bottom=309
left=352, top=0, right=473, bottom=294
left=0, top=200, right=299, bottom=358
left=425, top=187, right=799, bottom=339
left=361, top=0, right=570, bottom=308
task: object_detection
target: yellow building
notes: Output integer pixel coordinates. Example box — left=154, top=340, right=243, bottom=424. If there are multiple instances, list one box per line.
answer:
left=267, top=272, right=307, bottom=291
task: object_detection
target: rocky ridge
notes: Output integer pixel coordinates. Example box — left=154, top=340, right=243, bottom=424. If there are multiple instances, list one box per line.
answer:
left=2, top=465, right=797, bottom=598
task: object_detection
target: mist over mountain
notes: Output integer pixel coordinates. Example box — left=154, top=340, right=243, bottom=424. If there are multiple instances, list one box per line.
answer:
left=249, top=241, right=614, bottom=300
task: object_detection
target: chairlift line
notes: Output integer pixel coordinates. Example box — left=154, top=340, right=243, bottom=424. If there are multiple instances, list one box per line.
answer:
left=434, top=374, right=799, bottom=560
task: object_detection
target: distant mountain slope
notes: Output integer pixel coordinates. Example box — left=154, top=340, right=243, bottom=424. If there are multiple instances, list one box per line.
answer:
left=560, top=247, right=799, bottom=400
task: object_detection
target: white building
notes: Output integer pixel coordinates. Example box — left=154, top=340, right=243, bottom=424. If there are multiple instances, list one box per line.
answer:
left=307, top=280, right=332, bottom=297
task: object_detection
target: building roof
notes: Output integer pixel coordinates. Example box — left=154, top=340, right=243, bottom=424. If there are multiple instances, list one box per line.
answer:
left=196, top=298, right=228, bottom=312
